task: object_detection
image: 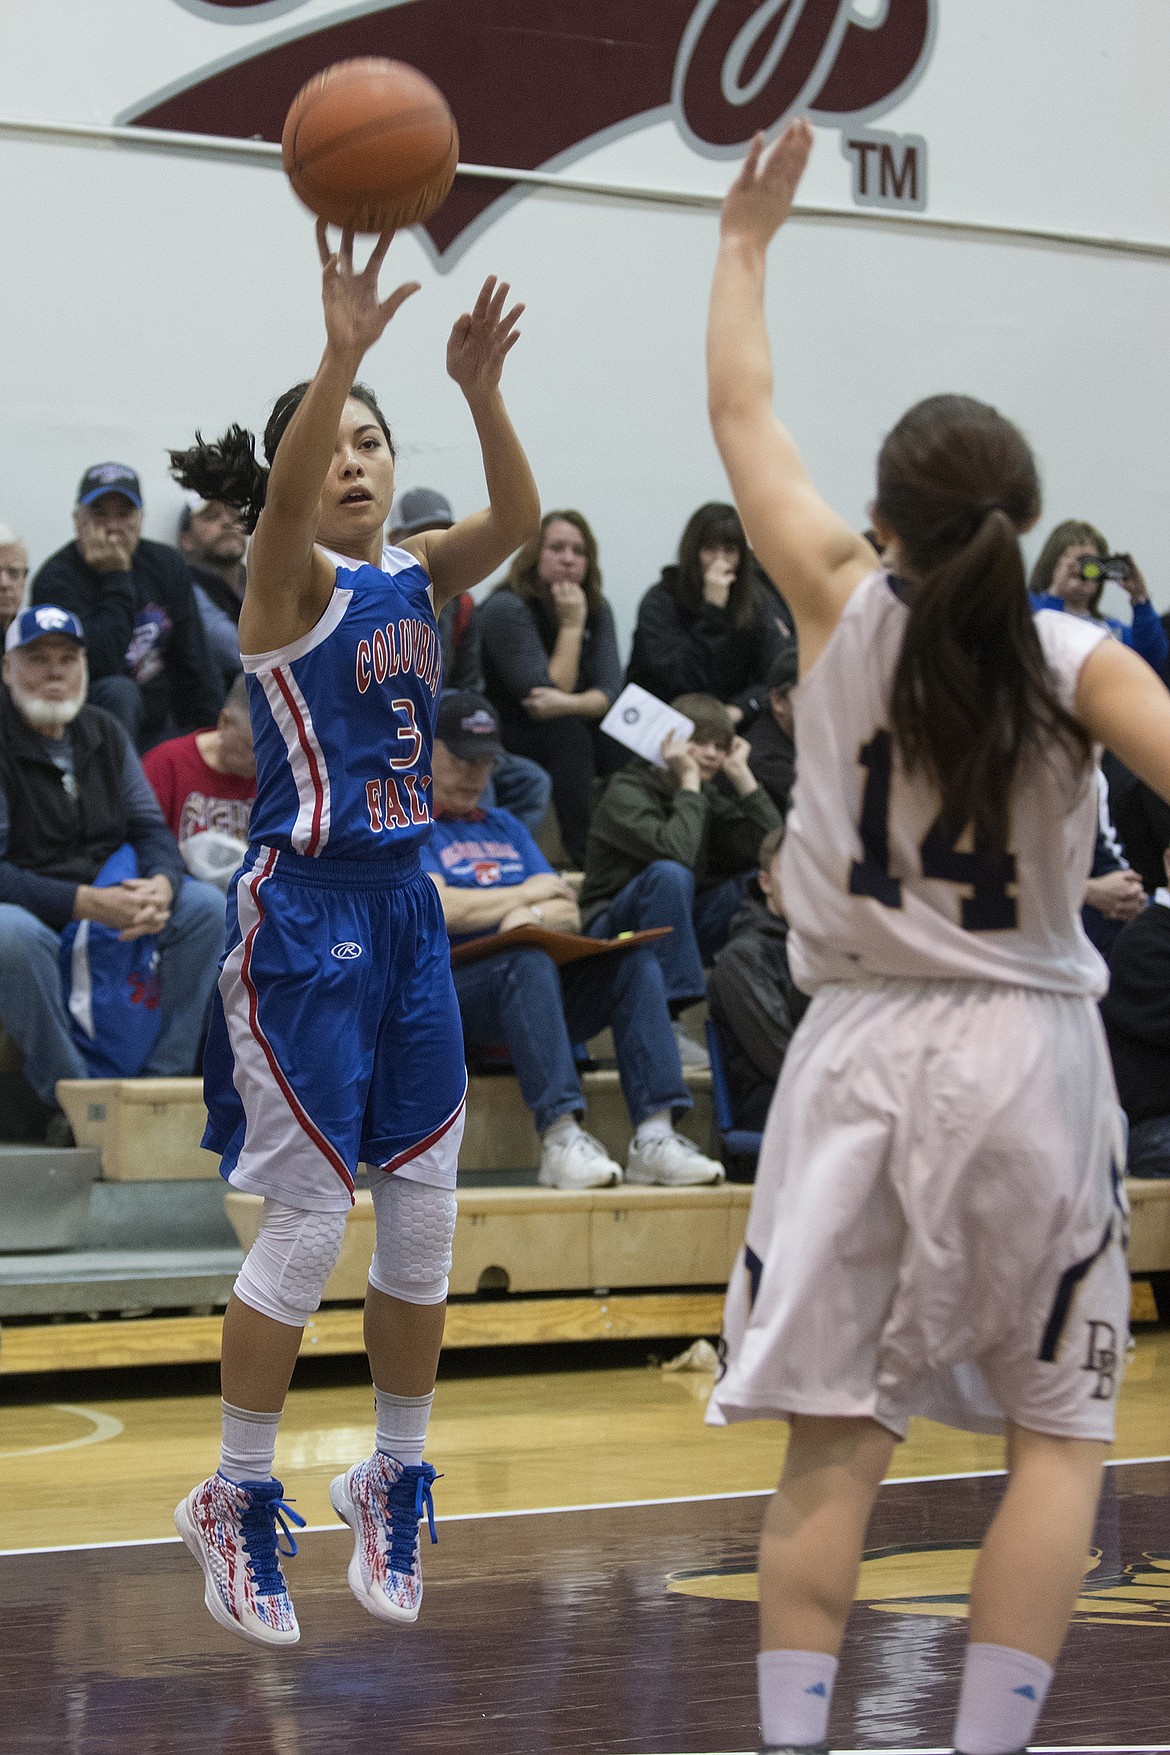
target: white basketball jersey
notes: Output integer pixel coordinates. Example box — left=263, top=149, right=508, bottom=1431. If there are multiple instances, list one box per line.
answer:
left=782, top=571, right=1109, bottom=997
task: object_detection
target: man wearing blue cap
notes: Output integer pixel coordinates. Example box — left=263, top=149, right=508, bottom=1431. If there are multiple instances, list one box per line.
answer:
left=0, top=606, right=225, bottom=1136
left=31, top=462, right=223, bottom=751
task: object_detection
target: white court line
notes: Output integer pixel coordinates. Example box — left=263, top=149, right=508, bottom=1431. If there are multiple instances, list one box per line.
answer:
left=642, top=1748, right=1170, bottom=1754
left=3, top=1452, right=1168, bottom=1559
left=0, top=1404, right=123, bottom=1460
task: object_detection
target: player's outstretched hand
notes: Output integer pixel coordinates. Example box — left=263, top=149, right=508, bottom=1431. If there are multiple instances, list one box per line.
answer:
left=720, top=119, right=814, bottom=249
left=317, top=221, right=421, bottom=358
left=447, top=276, right=524, bottom=396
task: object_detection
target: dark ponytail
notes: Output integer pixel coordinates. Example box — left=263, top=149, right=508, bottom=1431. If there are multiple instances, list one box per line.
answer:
left=879, top=395, right=1091, bottom=852
left=169, top=380, right=395, bottom=534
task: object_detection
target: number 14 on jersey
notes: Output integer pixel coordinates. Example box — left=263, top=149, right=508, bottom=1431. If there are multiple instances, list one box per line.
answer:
left=849, top=731, right=1018, bottom=932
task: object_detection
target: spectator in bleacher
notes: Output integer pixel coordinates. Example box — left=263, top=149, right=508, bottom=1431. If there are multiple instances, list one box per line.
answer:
left=390, top=487, right=551, bottom=834
left=0, top=606, right=225, bottom=1126
left=0, top=523, right=29, bottom=645
left=626, top=502, right=788, bottom=728
left=477, top=510, right=622, bottom=864
left=1029, top=519, right=1168, bottom=672
left=1100, top=843, right=1170, bottom=1177
left=745, top=640, right=798, bottom=815
left=580, top=693, right=782, bottom=1068
left=1108, top=761, right=1170, bottom=895
left=32, top=462, right=223, bottom=751
left=425, top=692, right=724, bottom=1189
left=176, top=496, right=248, bottom=687
left=1082, top=769, right=1146, bottom=955
left=707, top=825, right=808, bottom=1141
left=142, top=673, right=256, bottom=889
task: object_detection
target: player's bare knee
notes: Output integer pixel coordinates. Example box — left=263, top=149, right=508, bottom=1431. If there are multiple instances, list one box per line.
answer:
left=368, top=1176, right=457, bottom=1305
left=233, top=1198, right=349, bottom=1327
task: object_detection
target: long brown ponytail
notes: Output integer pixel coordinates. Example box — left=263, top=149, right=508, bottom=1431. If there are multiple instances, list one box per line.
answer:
left=879, top=395, right=1091, bottom=852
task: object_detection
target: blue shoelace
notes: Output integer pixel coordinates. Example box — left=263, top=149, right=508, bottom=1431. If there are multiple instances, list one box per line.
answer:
left=384, top=1462, right=439, bottom=1576
left=237, top=1478, right=307, bottom=1599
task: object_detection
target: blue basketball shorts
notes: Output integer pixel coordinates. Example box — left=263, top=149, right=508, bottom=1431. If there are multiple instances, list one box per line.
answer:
left=203, top=844, right=467, bottom=1212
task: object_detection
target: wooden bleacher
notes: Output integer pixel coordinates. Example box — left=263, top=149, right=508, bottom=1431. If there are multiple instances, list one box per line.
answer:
left=1, top=1066, right=1167, bottom=1375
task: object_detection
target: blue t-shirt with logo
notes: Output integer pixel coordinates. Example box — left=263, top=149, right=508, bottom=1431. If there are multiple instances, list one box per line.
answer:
left=421, top=805, right=553, bottom=945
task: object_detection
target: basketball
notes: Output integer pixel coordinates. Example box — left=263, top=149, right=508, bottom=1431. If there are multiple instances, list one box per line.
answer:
left=281, top=58, right=459, bottom=233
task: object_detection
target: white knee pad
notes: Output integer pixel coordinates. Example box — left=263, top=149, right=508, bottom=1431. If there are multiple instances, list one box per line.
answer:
left=233, top=1199, right=349, bottom=1328
left=368, top=1175, right=457, bottom=1306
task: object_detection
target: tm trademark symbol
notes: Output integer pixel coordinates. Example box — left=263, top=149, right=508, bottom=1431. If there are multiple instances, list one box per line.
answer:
left=842, top=129, right=927, bottom=212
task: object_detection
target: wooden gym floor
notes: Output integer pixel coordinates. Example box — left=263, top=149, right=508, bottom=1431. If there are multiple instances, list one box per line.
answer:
left=1, top=1328, right=1168, bottom=1753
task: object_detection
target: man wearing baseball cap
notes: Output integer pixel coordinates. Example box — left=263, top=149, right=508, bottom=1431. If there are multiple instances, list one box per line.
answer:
left=30, top=462, right=222, bottom=752
left=0, top=605, right=225, bottom=1136
left=421, top=691, right=724, bottom=1189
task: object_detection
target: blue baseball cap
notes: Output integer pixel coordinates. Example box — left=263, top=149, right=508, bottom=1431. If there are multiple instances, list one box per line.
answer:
left=5, top=605, right=86, bottom=653
left=76, top=462, right=142, bottom=509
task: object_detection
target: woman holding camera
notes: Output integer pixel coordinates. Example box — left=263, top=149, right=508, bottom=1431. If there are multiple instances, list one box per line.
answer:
left=1029, top=519, right=1168, bottom=672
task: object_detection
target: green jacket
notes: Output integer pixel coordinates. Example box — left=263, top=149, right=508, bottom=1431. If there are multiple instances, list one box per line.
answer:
left=579, top=758, right=781, bottom=925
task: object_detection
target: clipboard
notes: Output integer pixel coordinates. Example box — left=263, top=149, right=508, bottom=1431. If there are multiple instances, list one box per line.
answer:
left=449, top=924, right=671, bottom=969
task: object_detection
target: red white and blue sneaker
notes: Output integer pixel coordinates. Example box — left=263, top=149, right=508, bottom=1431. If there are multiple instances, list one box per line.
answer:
left=330, top=1452, right=439, bottom=1623
left=175, top=1472, right=305, bottom=1647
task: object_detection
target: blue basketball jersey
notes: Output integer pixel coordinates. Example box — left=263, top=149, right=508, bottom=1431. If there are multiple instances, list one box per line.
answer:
left=242, top=543, right=442, bottom=862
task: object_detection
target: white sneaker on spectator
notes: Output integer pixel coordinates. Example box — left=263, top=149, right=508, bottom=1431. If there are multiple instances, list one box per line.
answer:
left=626, top=1131, right=725, bottom=1187
left=538, top=1122, right=622, bottom=1189
left=671, top=1019, right=710, bottom=1071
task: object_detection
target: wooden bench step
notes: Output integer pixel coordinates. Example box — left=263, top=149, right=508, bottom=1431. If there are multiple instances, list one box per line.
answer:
left=57, top=1069, right=715, bottom=1181
left=226, top=1182, right=751, bottom=1301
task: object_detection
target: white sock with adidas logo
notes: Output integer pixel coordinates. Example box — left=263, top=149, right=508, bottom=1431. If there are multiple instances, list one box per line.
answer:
left=953, top=1641, right=1053, bottom=1754
left=757, top=1648, right=838, bottom=1747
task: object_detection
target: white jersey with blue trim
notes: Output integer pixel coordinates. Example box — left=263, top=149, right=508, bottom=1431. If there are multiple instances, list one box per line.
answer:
left=242, top=542, right=442, bottom=862
left=781, top=570, right=1110, bottom=996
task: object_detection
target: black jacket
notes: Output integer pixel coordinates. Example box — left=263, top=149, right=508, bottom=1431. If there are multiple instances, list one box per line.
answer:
left=626, top=568, right=786, bottom=723
left=32, top=537, right=223, bottom=744
left=477, top=586, right=622, bottom=724
left=708, top=883, right=808, bottom=1131
left=746, top=711, right=796, bottom=817
left=1101, top=898, right=1170, bottom=1124
left=0, top=691, right=184, bottom=931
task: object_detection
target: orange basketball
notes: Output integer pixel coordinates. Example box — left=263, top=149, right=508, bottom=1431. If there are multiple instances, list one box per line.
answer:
left=281, top=58, right=459, bottom=233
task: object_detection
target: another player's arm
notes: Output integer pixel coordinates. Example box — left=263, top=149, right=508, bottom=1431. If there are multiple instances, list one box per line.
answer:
left=244, top=224, right=419, bottom=652
left=427, top=870, right=578, bottom=935
left=708, top=124, right=873, bottom=670
left=407, top=278, right=540, bottom=608
left=1074, top=639, right=1170, bottom=805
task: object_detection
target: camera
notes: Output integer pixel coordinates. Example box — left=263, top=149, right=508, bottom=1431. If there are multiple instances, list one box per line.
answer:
left=1077, top=553, right=1134, bottom=584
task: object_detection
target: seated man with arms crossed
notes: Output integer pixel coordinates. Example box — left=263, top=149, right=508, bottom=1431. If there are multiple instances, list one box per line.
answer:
left=424, top=692, right=724, bottom=1189
left=0, top=607, right=225, bottom=1130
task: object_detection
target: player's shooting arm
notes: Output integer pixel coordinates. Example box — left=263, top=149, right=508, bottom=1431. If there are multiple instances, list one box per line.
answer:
left=247, top=225, right=419, bottom=644
left=707, top=125, right=872, bottom=669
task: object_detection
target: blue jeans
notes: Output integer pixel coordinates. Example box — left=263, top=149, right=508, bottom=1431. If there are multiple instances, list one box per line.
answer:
left=586, top=860, right=751, bottom=1007
left=0, top=878, right=226, bottom=1104
left=481, top=753, right=552, bottom=837
left=454, top=943, right=689, bottom=1136
left=1128, top=1113, right=1170, bottom=1178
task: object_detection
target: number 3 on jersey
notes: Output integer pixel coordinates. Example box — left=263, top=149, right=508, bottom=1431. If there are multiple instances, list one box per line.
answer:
left=849, top=731, right=1018, bottom=931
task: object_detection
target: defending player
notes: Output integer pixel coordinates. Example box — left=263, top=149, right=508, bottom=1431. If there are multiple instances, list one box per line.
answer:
left=705, top=124, right=1170, bottom=1754
left=168, top=226, right=539, bottom=1646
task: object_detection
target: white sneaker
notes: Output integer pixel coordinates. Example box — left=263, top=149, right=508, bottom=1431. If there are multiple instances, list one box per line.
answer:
left=174, top=1472, right=304, bottom=1647
left=671, top=1019, right=710, bottom=1071
left=538, top=1122, right=622, bottom=1189
left=330, top=1452, right=438, bottom=1624
left=626, top=1130, right=725, bottom=1186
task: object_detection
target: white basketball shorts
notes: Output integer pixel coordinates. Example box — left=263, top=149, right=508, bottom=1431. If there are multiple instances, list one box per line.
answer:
left=707, top=978, right=1130, bottom=1442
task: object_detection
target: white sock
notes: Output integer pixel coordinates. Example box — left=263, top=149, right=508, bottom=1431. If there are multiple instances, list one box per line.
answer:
left=374, top=1388, right=433, bottom=1468
left=218, top=1399, right=280, bottom=1484
left=758, top=1648, right=838, bottom=1747
left=543, top=1113, right=582, bottom=1145
left=634, top=1111, right=673, bottom=1145
left=953, top=1642, right=1053, bottom=1755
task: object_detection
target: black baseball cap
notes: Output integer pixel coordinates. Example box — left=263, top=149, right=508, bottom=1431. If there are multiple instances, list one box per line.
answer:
left=76, top=463, right=142, bottom=509
left=436, top=691, right=504, bottom=763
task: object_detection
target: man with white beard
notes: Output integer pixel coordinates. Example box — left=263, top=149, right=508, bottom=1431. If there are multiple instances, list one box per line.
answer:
left=0, top=606, right=225, bottom=1136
